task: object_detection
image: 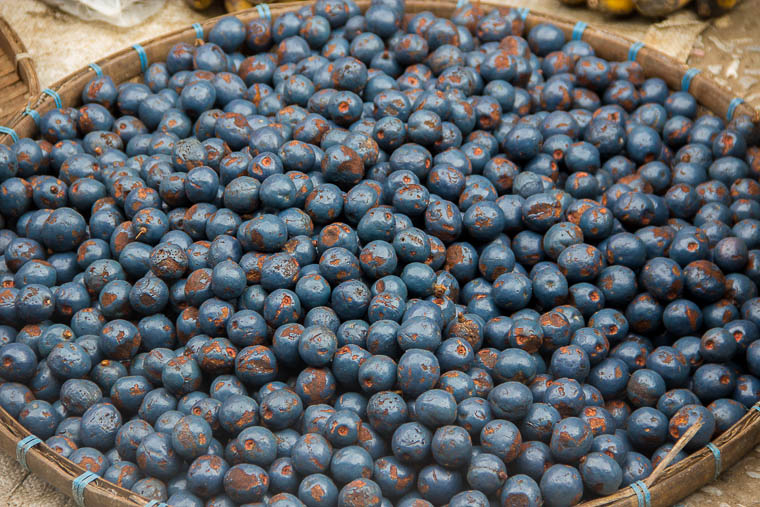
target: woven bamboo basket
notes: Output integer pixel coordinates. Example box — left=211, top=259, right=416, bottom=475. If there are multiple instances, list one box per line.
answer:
left=0, top=2, right=759, bottom=506
left=0, top=15, right=39, bottom=126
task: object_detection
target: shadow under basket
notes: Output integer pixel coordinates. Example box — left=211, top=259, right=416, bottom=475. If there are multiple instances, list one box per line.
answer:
left=0, top=15, right=39, bottom=126
left=0, top=1, right=759, bottom=506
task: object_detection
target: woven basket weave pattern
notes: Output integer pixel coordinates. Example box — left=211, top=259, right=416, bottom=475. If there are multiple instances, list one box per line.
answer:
left=0, top=3, right=757, bottom=507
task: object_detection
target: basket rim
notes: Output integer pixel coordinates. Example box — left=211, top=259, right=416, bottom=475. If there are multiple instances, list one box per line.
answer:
left=0, top=14, right=40, bottom=123
left=0, top=0, right=758, bottom=142
left=0, top=3, right=757, bottom=507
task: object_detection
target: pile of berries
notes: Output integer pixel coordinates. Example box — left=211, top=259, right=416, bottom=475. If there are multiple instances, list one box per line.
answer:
left=0, top=1, right=759, bottom=505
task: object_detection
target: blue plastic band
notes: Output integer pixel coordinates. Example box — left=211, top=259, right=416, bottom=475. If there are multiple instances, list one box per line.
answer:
left=72, top=471, right=98, bottom=507
left=681, top=68, right=701, bottom=91
left=192, top=22, right=204, bottom=40
left=256, top=3, right=271, bottom=22
left=753, top=403, right=760, bottom=412
left=42, top=88, right=62, bottom=109
left=572, top=21, right=587, bottom=40
left=630, top=481, right=651, bottom=507
left=628, top=41, right=644, bottom=61
left=132, top=43, right=148, bottom=72
left=638, top=481, right=651, bottom=507
left=516, top=7, right=530, bottom=20
left=630, top=482, right=644, bottom=507
left=23, top=107, right=41, bottom=126
left=15, top=435, right=42, bottom=471
left=706, top=442, right=722, bottom=479
left=456, top=0, right=467, bottom=8
left=0, top=126, right=19, bottom=143
left=88, top=63, right=103, bottom=76
left=727, top=97, right=744, bottom=121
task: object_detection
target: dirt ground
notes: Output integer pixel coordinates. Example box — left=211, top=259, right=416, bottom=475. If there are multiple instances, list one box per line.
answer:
left=686, top=0, right=760, bottom=109
left=0, top=0, right=759, bottom=506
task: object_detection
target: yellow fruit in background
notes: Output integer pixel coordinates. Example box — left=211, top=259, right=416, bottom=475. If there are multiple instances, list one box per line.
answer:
left=184, top=0, right=216, bottom=10
left=587, top=0, right=636, bottom=14
left=225, top=0, right=255, bottom=12
left=634, top=0, right=692, bottom=16
left=696, top=0, right=739, bottom=16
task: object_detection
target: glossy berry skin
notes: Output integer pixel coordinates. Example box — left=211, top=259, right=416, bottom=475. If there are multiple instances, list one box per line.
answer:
left=357, top=354, right=397, bottom=394
left=163, top=354, right=203, bottom=396
left=0, top=383, right=34, bottom=419
left=621, top=450, right=654, bottom=487
left=218, top=394, right=258, bottom=436
left=430, top=425, right=472, bottom=468
left=580, top=452, right=623, bottom=496
left=540, top=464, right=583, bottom=507
left=47, top=342, right=92, bottom=380
left=69, top=447, right=109, bottom=476
left=558, top=244, right=605, bottom=283
left=298, top=473, right=339, bottom=506
left=330, top=445, right=373, bottom=485
left=397, top=316, right=440, bottom=352
left=733, top=369, right=760, bottom=407
left=236, top=425, right=277, bottom=467
left=391, top=421, right=431, bottom=465
left=626, top=368, right=667, bottom=408
left=171, top=415, right=213, bottom=460
left=693, top=363, right=736, bottom=403
left=465, top=452, right=507, bottom=495
left=492, top=272, right=532, bottom=313
left=683, top=260, right=726, bottom=303
left=187, top=454, right=229, bottom=499
left=110, top=376, right=151, bottom=415
left=413, top=464, right=462, bottom=506
left=511, top=440, right=552, bottom=483
left=292, top=433, right=333, bottom=475
left=549, top=417, right=593, bottom=464
left=480, top=419, right=522, bottom=464
left=668, top=403, right=716, bottom=451
left=19, top=400, right=60, bottom=439
left=708, top=398, right=747, bottom=434
left=545, top=378, right=585, bottom=417
left=591, top=433, right=628, bottom=467
left=0, top=343, right=38, bottom=383
left=223, top=463, right=269, bottom=503
left=499, top=473, right=542, bottom=507
left=135, top=431, right=182, bottom=481
left=336, top=477, right=382, bottom=507
left=519, top=401, right=561, bottom=443
left=700, top=327, right=737, bottom=363
left=588, top=358, right=629, bottom=404
left=322, top=145, right=365, bottom=187
left=102, top=461, right=142, bottom=489
left=16, top=284, right=56, bottom=324
left=268, top=457, right=299, bottom=495
left=455, top=394, right=491, bottom=436
left=397, top=349, right=440, bottom=398
left=298, top=325, right=338, bottom=367
left=550, top=345, right=590, bottom=382
left=260, top=389, right=303, bottom=430
left=646, top=346, right=690, bottom=388
left=627, top=407, right=668, bottom=453
left=113, top=418, right=153, bottom=462
left=234, top=344, right=278, bottom=388
left=80, top=402, right=122, bottom=451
